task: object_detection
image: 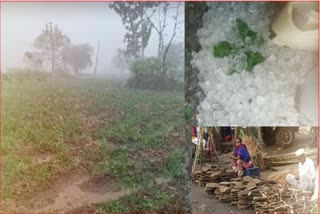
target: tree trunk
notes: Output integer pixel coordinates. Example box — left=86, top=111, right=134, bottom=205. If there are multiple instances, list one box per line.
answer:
left=140, top=12, right=145, bottom=59
left=161, top=4, right=179, bottom=77
left=247, top=127, right=253, bottom=136
left=235, top=127, right=240, bottom=140
left=257, top=127, right=264, bottom=144
left=210, top=127, right=222, bottom=153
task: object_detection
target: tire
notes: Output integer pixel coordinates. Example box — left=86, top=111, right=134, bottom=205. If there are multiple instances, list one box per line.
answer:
left=261, top=127, right=276, bottom=146
left=276, top=128, right=295, bottom=147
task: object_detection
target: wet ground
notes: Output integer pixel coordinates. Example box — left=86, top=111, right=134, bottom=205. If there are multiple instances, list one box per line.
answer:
left=27, top=174, right=170, bottom=213
left=192, top=183, right=255, bottom=213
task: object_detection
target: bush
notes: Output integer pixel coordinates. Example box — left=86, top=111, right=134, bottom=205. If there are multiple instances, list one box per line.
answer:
left=131, top=57, right=159, bottom=76
left=127, top=75, right=183, bottom=91
left=3, top=69, right=51, bottom=82
left=163, top=149, right=186, bottom=179
left=128, top=57, right=184, bottom=91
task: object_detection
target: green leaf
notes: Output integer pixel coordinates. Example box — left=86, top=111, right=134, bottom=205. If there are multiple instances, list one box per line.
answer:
left=247, top=30, right=257, bottom=41
left=236, top=19, right=262, bottom=45
left=245, top=51, right=265, bottom=72
left=213, top=41, right=233, bottom=58
left=236, top=19, right=250, bottom=40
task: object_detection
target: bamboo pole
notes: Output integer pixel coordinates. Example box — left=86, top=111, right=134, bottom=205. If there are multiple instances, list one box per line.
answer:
left=192, top=127, right=204, bottom=173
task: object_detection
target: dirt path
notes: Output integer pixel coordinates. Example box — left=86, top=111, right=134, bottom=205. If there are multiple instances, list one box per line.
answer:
left=26, top=174, right=125, bottom=213
left=25, top=174, right=170, bottom=213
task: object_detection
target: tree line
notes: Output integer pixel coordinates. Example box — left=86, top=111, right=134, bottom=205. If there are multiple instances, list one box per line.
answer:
left=110, top=2, right=184, bottom=82
left=25, top=22, right=93, bottom=75
left=24, top=2, right=183, bottom=83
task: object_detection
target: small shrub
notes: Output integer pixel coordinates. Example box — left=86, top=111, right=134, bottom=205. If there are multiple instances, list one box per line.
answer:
left=163, top=149, right=186, bottom=179
left=131, top=57, right=159, bottom=76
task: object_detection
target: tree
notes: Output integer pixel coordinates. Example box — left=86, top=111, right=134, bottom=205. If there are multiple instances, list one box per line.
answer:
left=159, top=3, right=183, bottom=77
left=34, top=22, right=71, bottom=73
left=24, top=51, right=43, bottom=69
left=109, top=2, right=158, bottom=59
left=165, top=42, right=184, bottom=81
left=145, top=2, right=183, bottom=77
left=62, top=43, right=94, bottom=74
left=112, top=48, right=130, bottom=76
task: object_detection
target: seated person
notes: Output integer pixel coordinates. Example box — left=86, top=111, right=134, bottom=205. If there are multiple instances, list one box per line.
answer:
left=286, top=149, right=316, bottom=191
left=311, top=167, right=318, bottom=202
left=229, top=138, right=253, bottom=177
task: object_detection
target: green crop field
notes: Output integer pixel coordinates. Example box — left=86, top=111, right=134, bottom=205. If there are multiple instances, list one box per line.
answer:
left=1, top=71, right=185, bottom=213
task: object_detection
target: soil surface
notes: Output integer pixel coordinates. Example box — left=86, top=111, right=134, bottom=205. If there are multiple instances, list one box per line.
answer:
left=79, top=175, right=121, bottom=194
left=191, top=183, right=255, bottom=213
left=24, top=173, right=129, bottom=213
left=18, top=173, right=170, bottom=213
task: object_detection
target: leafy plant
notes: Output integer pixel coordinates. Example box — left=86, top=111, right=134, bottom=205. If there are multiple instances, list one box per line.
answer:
left=34, top=22, right=71, bottom=73
left=62, top=43, right=94, bottom=74
left=2, top=71, right=184, bottom=207
left=131, top=57, right=159, bottom=76
left=95, top=185, right=172, bottom=213
left=213, top=41, right=233, bottom=58
left=245, top=51, right=265, bottom=72
left=236, top=19, right=257, bottom=42
left=163, top=149, right=185, bottom=179
left=213, top=18, right=265, bottom=74
left=184, top=105, right=193, bottom=121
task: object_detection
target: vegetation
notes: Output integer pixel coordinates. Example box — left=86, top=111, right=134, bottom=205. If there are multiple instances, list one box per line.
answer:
left=26, top=22, right=94, bottom=75
left=109, top=2, right=184, bottom=90
left=131, top=57, right=159, bottom=76
left=1, top=71, right=184, bottom=211
left=126, top=57, right=184, bottom=90
left=67, top=182, right=185, bottom=213
left=34, top=22, right=71, bottom=72
left=213, top=18, right=265, bottom=74
left=62, top=43, right=94, bottom=73
left=109, top=2, right=158, bottom=59
left=112, top=48, right=130, bottom=76
left=94, top=182, right=184, bottom=213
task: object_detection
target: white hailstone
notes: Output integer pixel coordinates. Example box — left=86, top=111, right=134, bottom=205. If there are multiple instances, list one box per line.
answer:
left=192, top=2, right=317, bottom=126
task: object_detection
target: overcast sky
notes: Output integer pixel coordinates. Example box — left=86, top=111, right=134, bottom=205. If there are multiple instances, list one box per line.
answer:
left=1, top=2, right=184, bottom=74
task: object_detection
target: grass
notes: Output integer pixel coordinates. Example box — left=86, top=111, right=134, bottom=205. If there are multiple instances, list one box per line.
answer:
left=163, top=149, right=186, bottom=179
left=94, top=182, right=184, bottom=213
left=1, top=71, right=185, bottom=211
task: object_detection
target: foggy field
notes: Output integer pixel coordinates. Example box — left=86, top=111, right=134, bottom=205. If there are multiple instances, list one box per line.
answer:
left=1, top=72, right=185, bottom=213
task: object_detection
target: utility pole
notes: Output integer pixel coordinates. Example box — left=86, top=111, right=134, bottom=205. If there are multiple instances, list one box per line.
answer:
left=94, top=40, right=100, bottom=75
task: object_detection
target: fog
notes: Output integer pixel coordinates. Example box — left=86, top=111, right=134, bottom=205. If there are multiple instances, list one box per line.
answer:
left=1, top=2, right=184, bottom=75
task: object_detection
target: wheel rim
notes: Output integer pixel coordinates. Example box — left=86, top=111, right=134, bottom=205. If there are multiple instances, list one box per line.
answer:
left=280, top=130, right=293, bottom=145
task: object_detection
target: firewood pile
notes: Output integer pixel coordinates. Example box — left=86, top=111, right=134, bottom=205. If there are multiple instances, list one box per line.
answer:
left=252, top=185, right=314, bottom=214
left=192, top=165, right=237, bottom=187
left=194, top=168, right=314, bottom=214
left=216, top=183, right=231, bottom=203
left=264, top=150, right=317, bottom=168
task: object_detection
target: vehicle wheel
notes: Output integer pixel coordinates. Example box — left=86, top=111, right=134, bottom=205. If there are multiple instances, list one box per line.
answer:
left=261, top=127, right=276, bottom=146
left=276, top=128, right=295, bottom=147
